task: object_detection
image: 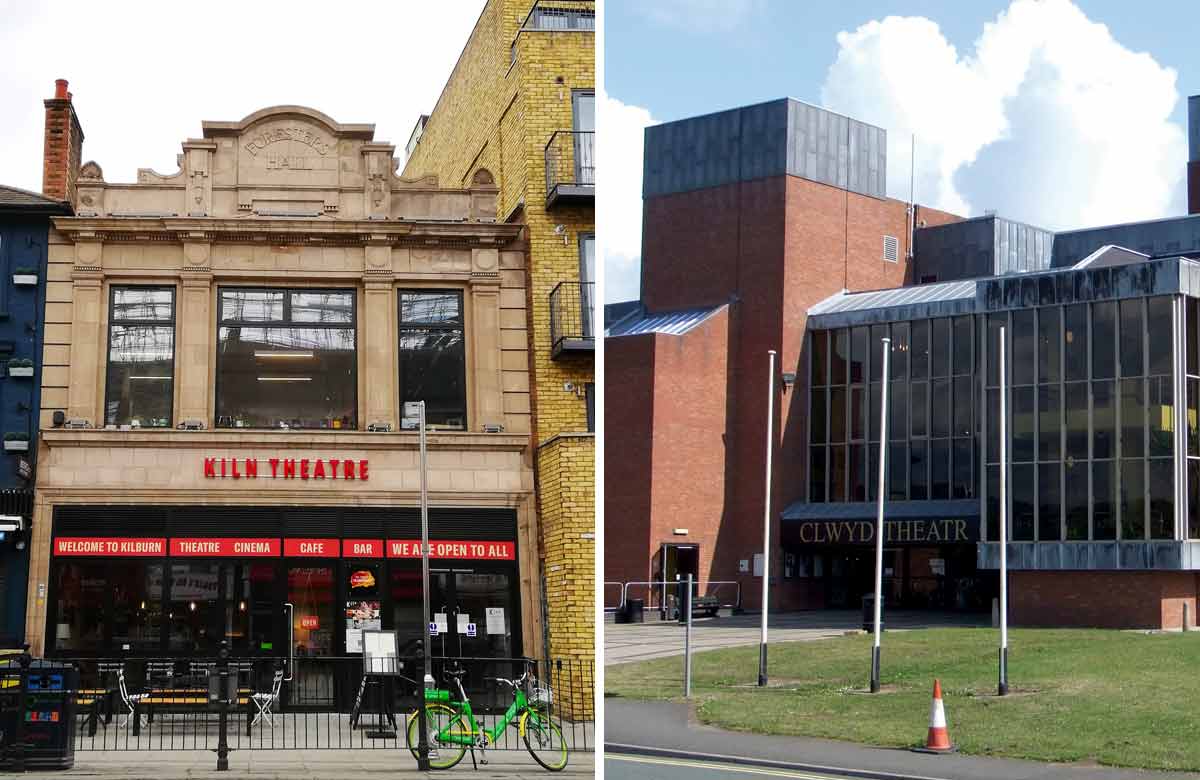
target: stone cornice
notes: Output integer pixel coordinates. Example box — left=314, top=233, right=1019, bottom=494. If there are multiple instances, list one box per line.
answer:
left=50, top=216, right=522, bottom=248
left=40, top=429, right=530, bottom=452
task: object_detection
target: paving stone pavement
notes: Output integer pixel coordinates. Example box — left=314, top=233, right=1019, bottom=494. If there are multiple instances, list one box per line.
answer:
left=57, top=748, right=594, bottom=778
left=605, top=609, right=989, bottom=664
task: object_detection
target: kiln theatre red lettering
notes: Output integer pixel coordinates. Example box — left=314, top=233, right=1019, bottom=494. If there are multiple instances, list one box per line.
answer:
left=204, top=457, right=368, bottom=481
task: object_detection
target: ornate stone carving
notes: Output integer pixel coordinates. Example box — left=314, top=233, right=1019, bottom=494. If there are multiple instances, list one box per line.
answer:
left=79, top=161, right=104, bottom=181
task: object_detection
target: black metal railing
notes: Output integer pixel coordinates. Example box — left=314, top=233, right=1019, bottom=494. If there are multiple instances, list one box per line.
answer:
left=5, top=654, right=592, bottom=763
left=550, top=281, right=595, bottom=357
left=545, top=131, right=595, bottom=202
left=520, top=0, right=596, bottom=31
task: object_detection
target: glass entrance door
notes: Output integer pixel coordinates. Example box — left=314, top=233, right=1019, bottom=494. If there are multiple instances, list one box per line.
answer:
left=286, top=565, right=335, bottom=707
left=420, top=568, right=517, bottom=659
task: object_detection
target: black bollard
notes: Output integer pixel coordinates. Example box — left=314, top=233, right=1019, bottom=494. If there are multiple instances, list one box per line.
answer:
left=216, top=642, right=230, bottom=771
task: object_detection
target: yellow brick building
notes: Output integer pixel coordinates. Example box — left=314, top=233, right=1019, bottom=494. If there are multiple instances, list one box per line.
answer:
left=403, top=0, right=594, bottom=708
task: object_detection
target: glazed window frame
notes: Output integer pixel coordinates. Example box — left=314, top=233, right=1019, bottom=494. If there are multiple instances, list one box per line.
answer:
left=214, top=287, right=358, bottom=431
left=103, top=286, right=176, bottom=429
left=398, top=289, right=468, bottom=431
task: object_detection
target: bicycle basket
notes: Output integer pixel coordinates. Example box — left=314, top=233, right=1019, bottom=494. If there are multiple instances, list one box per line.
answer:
left=530, top=685, right=553, bottom=707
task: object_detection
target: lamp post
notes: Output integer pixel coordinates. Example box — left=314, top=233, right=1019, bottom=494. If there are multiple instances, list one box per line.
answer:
left=758, top=350, right=776, bottom=687
left=416, top=400, right=432, bottom=769
left=871, top=338, right=890, bottom=694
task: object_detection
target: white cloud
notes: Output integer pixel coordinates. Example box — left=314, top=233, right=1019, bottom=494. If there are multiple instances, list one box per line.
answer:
left=0, top=1, right=485, bottom=193
left=598, top=93, right=657, bottom=304
left=820, top=0, right=1187, bottom=229
left=634, top=0, right=765, bottom=34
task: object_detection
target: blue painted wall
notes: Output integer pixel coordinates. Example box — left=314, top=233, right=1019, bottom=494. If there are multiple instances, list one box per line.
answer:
left=0, top=212, right=53, bottom=643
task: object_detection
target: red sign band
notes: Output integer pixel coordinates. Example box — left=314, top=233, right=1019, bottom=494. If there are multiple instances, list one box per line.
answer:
left=54, top=537, right=166, bottom=557
left=170, top=538, right=280, bottom=557
left=386, top=540, right=516, bottom=561
left=54, top=537, right=514, bottom=561
left=283, top=538, right=339, bottom=558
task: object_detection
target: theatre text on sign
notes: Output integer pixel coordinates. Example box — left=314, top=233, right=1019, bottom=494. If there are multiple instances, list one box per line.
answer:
left=794, top=518, right=975, bottom=545
left=203, top=457, right=368, bottom=481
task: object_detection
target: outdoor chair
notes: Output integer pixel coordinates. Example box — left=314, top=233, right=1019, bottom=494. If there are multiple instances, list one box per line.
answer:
left=251, top=668, right=284, bottom=727
left=116, top=668, right=148, bottom=729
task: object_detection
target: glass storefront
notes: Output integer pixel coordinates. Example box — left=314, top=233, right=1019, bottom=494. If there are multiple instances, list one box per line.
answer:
left=809, top=292, right=1196, bottom=543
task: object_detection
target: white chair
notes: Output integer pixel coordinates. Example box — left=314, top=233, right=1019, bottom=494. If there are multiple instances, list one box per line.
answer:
left=251, top=669, right=284, bottom=727
left=116, top=668, right=148, bottom=729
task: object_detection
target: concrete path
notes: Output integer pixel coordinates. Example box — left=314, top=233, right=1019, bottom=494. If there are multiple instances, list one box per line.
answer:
left=606, top=698, right=1200, bottom=780
left=56, top=748, right=594, bottom=778
left=605, top=610, right=988, bottom=665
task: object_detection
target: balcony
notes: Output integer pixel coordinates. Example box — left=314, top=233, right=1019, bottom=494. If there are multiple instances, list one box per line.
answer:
left=520, top=0, right=596, bottom=31
left=549, top=281, right=595, bottom=359
left=544, top=131, right=594, bottom=209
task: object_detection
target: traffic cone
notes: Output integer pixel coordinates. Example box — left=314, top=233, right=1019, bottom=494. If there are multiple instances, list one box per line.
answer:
left=915, top=679, right=955, bottom=753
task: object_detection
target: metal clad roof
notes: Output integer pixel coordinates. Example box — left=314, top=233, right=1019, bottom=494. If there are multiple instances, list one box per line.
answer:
left=808, top=280, right=976, bottom=316
left=782, top=499, right=980, bottom=521
left=605, top=304, right=725, bottom=338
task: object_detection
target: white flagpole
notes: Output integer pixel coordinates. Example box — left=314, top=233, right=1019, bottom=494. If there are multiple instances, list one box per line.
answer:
left=758, top=350, right=776, bottom=687
left=999, top=326, right=1009, bottom=696
left=871, top=337, right=890, bottom=693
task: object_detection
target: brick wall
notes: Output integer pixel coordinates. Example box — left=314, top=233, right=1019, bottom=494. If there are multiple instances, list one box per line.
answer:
left=401, top=0, right=595, bottom=683
left=1011, top=570, right=1200, bottom=630
left=628, top=172, right=962, bottom=609
left=603, top=334, right=655, bottom=587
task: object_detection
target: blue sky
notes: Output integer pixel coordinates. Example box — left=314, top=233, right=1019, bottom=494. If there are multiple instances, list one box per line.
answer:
left=601, top=0, right=1200, bottom=303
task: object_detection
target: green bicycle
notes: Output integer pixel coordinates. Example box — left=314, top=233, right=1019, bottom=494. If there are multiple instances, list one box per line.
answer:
left=406, top=665, right=568, bottom=772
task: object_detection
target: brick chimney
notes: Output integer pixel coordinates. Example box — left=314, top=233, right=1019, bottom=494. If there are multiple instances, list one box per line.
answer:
left=42, top=78, right=84, bottom=205
left=1189, top=95, right=1199, bottom=215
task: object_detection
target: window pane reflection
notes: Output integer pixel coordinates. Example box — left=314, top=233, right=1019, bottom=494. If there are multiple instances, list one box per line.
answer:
left=399, top=292, right=467, bottom=429
left=105, top=287, right=174, bottom=428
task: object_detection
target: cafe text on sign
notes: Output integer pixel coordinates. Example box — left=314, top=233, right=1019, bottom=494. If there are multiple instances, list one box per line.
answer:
left=283, top=538, right=340, bottom=558
left=203, top=457, right=368, bottom=481
left=386, top=540, right=516, bottom=561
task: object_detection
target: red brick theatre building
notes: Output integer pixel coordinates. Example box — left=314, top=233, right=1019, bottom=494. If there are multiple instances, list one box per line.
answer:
left=606, top=95, right=1200, bottom=630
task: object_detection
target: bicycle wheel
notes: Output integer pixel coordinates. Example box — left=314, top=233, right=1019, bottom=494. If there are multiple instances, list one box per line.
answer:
left=406, top=704, right=468, bottom=770
left=522, top=711, right=568, bottom=771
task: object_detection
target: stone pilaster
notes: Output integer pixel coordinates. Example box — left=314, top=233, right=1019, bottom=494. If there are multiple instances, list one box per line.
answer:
left=471, top=248, right=504, bottom=429
left=363, top=241, right=396, bottom=428
left=67, top=240, right=103, bottom=422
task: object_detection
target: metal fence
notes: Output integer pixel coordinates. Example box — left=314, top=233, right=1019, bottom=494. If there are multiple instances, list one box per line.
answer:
left=1, top=653, right=592, bottom=764
left=550, top=280, right=595, bottom=354
left=619, top=580, right=743, bottom=616
left=544, top=130, right=595, bottom=195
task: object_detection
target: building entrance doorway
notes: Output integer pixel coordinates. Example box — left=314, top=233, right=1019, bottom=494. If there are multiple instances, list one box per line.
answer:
left=425, top=568, right=516, bottom=659
left=653, top=543, right=699, bottom=617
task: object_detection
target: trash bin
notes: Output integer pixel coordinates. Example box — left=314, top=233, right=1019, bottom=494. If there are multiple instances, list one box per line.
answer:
left=862, top=594, right=884, bottom=633
left=625, top=598, right=645, bottom=623
left=0, top=659, right=78, bottom=770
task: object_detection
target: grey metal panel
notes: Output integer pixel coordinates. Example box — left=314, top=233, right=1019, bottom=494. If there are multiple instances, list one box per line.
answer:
left=1118, top=543, right=1148, bottom=570
left=1061, top=544, right=1089, bottom=570
left=1036, top=543, right=1061, bottom=570
left=1153, top=542, right=1183, bottom=569
left=605, top=304, right=726, bottom=337
left=780, top=499, right=979, bottom=521
left=1052, top=214, right=1200, bottom=267
left=1190, top=95, right=1200, bottom=163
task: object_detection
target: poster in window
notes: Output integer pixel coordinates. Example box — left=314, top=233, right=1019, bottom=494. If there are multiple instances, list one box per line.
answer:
left=344, top=600, right=381, bottom=653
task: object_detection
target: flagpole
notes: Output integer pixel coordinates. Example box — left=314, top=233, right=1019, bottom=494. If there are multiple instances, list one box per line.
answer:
left=999, top=327, right=1009, bottom=696
left=871, top=338, right=890, bottom=693
left=758, top=350, right=776, bottom=687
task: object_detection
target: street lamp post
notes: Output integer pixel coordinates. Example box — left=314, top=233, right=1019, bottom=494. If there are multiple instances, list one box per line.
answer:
left=416, top=400, right=432, bottom=770
left=999, top=327, right=1009, bottom=697
left=758, top=350, right=776, bottom=688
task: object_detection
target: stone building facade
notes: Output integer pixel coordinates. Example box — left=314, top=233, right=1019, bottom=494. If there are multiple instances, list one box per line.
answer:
left=403, top=0, right=595, bottom=680
left=25, top=91, right=541, bottom=673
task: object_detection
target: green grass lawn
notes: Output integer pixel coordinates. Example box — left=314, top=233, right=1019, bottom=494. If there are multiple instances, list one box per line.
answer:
left=606, top=628, right=1200, bottom=771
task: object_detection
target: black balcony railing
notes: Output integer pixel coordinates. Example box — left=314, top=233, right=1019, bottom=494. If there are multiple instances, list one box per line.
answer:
left=544, top=131, right=594, bottom=208
left=520, top=0, right=596, bottom=31
left=549, top=281, right=595, bottom=359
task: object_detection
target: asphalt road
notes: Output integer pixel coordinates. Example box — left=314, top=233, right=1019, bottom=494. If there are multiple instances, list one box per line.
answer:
left=606, top=751, right=879, bottom=780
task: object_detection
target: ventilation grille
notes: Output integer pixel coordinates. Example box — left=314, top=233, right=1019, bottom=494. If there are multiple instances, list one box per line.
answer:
left=883, top=235, right=900, bottom=263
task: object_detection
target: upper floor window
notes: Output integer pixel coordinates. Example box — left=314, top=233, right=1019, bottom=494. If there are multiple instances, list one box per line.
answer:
left=399, top=291, right=466, bottom=430
left=105, top=287, right=175, bottom=428
left=216, top=288, right=356, bottom=429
